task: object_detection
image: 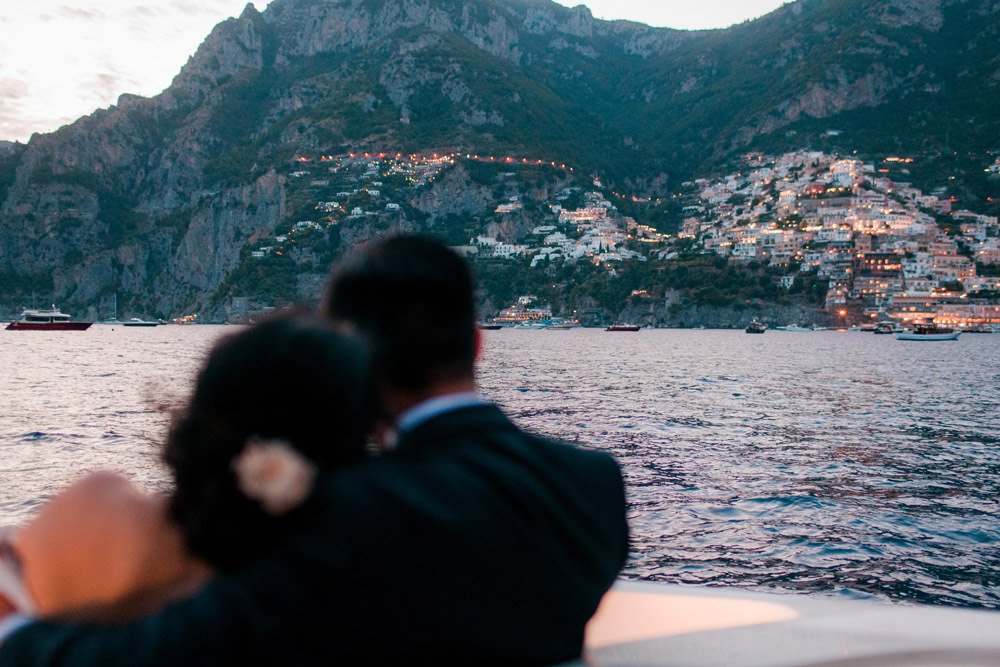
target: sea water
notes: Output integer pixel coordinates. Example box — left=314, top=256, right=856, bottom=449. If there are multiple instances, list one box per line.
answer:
left=1, top=325, right=997, bottom=608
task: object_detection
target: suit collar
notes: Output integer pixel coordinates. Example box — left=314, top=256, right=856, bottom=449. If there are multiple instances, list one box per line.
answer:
left=395, top=392, right=488, bottom=434
left=394, top=403, right=513, bottom=452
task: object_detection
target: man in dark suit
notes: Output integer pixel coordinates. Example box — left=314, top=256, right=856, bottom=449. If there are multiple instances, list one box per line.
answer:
left=0, top=235, right=628, bottom=665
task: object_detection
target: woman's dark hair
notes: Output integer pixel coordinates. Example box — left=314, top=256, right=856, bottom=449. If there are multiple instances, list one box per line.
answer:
left=164, top=312, right=371, bottom=570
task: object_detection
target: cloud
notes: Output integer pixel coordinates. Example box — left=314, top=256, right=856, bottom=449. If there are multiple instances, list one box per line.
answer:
left=0, top=0, right=275, bottom=141
left=169, top=0, right=206, bottom=15
left=96, top=72, right=124, bottom=88
left=0, top=94, right=75, bottom=143
left=75, top=70, right=127, bottom=103
left=130, top=5, right=159, bottom=18
left=0, top=78, right=30, bottom=100
left=57, top=6, right=107, bottom=21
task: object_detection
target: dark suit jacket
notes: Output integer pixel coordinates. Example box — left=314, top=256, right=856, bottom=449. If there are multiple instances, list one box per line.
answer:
left=0, top=404, right=628, bottom=665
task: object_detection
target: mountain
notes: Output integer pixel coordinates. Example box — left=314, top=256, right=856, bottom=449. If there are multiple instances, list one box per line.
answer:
left=1, top=0, right=997, bottom=319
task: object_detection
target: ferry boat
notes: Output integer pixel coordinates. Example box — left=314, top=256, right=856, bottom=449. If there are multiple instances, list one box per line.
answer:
left=896, top=324, right=961, bottom=341
left=744, top=320, right=766, bottom=334
left=493, top=296, right=553, bottom=327
left=5, top=307, right=92, bottom=331
left=606, top=324, right=641, bottom=332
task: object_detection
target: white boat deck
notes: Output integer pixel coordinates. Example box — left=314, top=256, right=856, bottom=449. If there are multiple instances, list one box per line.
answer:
left=574, top=581, right=1000, bottom=666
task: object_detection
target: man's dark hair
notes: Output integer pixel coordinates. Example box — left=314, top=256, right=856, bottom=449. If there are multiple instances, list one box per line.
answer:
left=323, top=234, right=477, bottom=392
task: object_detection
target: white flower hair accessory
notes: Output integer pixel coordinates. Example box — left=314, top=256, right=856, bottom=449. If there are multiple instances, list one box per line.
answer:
left=233, top=437, right=317, bottom=516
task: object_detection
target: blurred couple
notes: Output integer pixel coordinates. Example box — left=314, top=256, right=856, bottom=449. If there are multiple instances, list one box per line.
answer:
left=0, top=235, right=628, bottom=665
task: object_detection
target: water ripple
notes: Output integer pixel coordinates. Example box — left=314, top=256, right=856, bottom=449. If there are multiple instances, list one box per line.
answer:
left=1, top=326, right=997, bottom=610
left=478, top=328, right=1000, bottom=609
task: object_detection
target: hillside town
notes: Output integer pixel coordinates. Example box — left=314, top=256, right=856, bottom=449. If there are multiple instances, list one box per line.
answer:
left=243, top=149, right=999, bottom=328
left=678, top=151, right=1000, bottom=327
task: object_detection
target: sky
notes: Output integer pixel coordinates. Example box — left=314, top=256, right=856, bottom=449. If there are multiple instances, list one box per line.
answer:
left=0, top=1, right=789, bottom=143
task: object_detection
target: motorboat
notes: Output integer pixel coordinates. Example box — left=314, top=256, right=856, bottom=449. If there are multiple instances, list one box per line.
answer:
left=773, top=324, right=811, bottom=332
left=606, top=324, right=641, bottom=332
left=896, top=324, right=961, bottom=341
left=477, top=323, right=503, bottom=330
left=545, top=318, right=580, bottom=330
left=873, top=322, right=905, bottom=334
left=122, top=318, right=161, bottom=327
left=5, top=307, right=92, bottom=331
left=745, top=320, right=766, bottom=334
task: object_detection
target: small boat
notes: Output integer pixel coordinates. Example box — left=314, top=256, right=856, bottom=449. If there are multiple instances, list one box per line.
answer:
left=606, top=324, right=640, bottom=332
left=545, top=318, right=580, bottom=330
left=961, top=324, right=992, bottom=334
left=745, top=320, right=766, bottom=334
left=859, top=323, right=877, bottom=332
left=774, top=324, right=811, bottom=332
left=477, top=323, right=502, bottom=330
left=6, top=307, right=92, bottom=331
left=873, top=322, right=904, bottom=335
left=896, top=324, right=961, bottom=341
left=122, top=318, right=161, bottom=327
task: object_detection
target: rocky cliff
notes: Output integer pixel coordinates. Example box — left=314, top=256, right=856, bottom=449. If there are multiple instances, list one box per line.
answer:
left=0, top=0, right=996, bottom=318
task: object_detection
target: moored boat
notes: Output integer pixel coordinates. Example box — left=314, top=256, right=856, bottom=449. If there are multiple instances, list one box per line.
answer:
left=873, top=321, right=904, bottom=334
left=774, top=324, right=811, bottom=332
left=545, top=318, right=580, bottom=330
left=745, top=320, right=766, bottom=334
left=476, top=323, right=503, bottom=330
left=606, top=324, right=640, bottom=332
left=896, top=324, right=961, bottom=341
left=122, top=318, right=161, bottom=327
left=5, top=307, right=92, bottom=331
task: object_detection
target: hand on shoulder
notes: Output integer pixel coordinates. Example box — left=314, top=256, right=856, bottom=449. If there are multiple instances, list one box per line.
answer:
left=15, top=471, right=211, bottom=621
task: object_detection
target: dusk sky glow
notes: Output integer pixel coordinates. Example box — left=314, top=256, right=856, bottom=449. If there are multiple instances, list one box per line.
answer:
left=0, top=0, right=789, bottom=142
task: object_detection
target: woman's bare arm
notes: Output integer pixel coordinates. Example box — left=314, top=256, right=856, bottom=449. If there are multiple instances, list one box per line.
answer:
left=14, top=471, right=211, bottom=622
